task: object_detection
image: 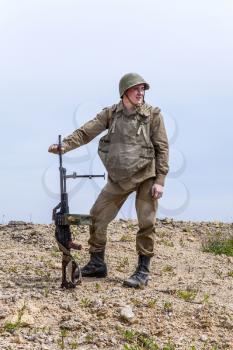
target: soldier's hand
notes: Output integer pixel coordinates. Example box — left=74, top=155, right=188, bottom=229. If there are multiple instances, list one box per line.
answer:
left=152, top=183, right=164, bottom=199
left=48, top=144, right=65, bottom=154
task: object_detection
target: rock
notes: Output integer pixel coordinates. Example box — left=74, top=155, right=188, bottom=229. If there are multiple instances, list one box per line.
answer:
left=21, top=313, right=35, bottom=327
left=96, top=308, right=108, bottom=317
left=4, top=281, right=16, bottom=288
left=12, top=334, right=25, bottom=344
left=0, top=307, right=8, bottom=319
left=120, top=305, right=135, bottom=322
left=24, top=335, right=37, bottom=341
left=8, top=220, right=28, bottom=226
left=162, top=217, right=173, bottom=224
left=60, top=319, right=82, bottom=330
left=187, top=236, right=195, bottom=242
left=111, top=337, right=118, bottom=344
left=200, top=334, right=208, bottom=342
left=60, top=302, right=72, bottom=312
left=92, top=299, right=103, bottom=308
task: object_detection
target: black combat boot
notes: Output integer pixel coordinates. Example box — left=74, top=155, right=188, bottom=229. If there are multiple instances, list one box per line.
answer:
left=81, top=251, right=107, bottom=278
left=123, top=255, right=151, bottom=288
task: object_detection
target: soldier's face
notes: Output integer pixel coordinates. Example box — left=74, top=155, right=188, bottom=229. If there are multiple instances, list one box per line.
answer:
left=126, top=84, right=145, bottom=105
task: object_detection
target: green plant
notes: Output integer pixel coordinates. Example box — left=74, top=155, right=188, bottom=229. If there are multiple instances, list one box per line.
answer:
left=159, top=239, right=174, bottom=247
left=95, top=282, right=101, bottom=291
left=163, top=301, right=173, bottom=312
left=43, top=287, right=49, bottom=297
left=227, top=270, right=233, bottom=277
left=123, top=339, right=158, bottom=350
left=127, top=223, right=135, bottom=230
left=57, top=328, right=69, bottom=349
left=51, top=246, right=60, bottom=252
left=156, top=229, right=167, bottom=238
left=147, top=299, right=157, bottom=308
left=162, top=341, right=176, bottom=350
left=34, top=267, right=43, bottom=276
left=137, top=335, right=158, bottom=349
left=44, top=259, right=54, bottom=269
left=51, top=250, right=60, bottom=258
left=4, top=322, right=19, bottom=333
left=8, top=266, right=17, bottom=273
left=80, top=297, right=91, bottom=308
left=85, top=334, right=94, bottom=343
left=162, top=265, right=174, bottom=273
left=69, top=340, right=78, bottom=349
left=123, top=344, right=141, bottom=350
left=4, top=303, right=26, bottom=333
left=130, top=298, right=141, bottom=307
left=123, top=329, right=136, bottom=342
left=121, top=329, right=158, bottom=350
left=176, top=289, right=197, bottom=302
left=120, top=233, right=133, bottom=242
left=72, top=251, right=81, bottom=261
left=116, top=257, right=129, bottom=272
left=202, top=236, right=233, bottom=256
left=202, top=293, right=210, bottom=304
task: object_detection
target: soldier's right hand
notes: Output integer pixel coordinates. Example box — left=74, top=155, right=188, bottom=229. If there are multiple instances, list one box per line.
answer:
left=48, top=144, right=65, bottom=154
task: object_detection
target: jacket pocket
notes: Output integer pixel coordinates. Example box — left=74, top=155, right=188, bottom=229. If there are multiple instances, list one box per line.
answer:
left=98, top=135, right=110, bottom=166
left=141, top=145, right=155, bottom=160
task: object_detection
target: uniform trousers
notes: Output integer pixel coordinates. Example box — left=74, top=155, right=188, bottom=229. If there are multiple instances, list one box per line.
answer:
left=88, top=177, right=158, bottom=257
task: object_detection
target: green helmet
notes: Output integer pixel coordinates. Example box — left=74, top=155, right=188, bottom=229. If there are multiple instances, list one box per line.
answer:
left=119, top=73, right=150, bottom=97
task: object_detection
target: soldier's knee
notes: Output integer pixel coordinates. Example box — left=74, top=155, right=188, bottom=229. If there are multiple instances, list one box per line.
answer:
left=90, top=201, right=100, bottom=217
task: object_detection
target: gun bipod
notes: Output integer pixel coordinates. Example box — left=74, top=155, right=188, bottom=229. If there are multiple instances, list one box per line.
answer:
left=56, top=240, right=82, bottom=289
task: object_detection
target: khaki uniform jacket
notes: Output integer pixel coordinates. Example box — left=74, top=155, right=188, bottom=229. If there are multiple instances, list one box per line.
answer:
left=62, top=101, right=169, bottom=189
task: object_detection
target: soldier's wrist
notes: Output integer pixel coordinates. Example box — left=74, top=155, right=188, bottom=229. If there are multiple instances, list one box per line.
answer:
left=154, top=174, right=166, bottom=186
left=61, top=141, right=69, bottom=153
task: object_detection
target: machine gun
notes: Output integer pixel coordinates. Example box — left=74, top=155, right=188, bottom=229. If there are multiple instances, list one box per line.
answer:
left=52, top=135, right=105, bottom=289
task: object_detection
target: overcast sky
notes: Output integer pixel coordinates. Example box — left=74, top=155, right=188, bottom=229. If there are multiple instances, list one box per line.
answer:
left=0, top=0, right=232, bottom=223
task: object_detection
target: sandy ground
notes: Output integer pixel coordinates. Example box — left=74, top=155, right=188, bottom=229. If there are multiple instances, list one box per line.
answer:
left=0, top=219, right=233, bottom=350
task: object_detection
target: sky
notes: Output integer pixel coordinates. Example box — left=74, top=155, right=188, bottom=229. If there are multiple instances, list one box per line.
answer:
left=0, top=0, right=232, bottom=224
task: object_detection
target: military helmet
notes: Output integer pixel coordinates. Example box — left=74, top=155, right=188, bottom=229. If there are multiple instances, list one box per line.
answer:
left=119, top=73, right=150, bottom=97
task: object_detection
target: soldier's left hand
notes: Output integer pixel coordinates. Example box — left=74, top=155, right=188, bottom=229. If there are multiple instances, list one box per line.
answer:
left=152, top=183, right=164, bottom=199
left=48, top=144, right=65, bottom=154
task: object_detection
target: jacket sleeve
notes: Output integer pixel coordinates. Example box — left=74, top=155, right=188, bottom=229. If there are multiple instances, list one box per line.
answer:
left=150, top=110, right=169, bottom=186
left=62, top=108, right=110, bottom=153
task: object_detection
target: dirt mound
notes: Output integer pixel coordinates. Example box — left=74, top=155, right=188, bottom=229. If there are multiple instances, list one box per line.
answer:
left=0, top=220, right=232, bottom=349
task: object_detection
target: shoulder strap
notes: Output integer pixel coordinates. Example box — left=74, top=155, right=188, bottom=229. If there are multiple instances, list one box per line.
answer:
left=106, top=104, right=117, bottom=121
left=105, top=104, right=118, bottom=134
left=108, top=106, right=113, bottom=120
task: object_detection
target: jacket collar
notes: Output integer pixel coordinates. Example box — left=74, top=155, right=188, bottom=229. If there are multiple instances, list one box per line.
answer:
left=116, top=100, right=124, bottom=113
left=116, top=100, right=150, bottom=117
left=137, top=103, right=151, bottom=117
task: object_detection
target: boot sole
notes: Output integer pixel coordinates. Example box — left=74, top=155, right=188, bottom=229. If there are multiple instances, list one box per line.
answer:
left=81, top=271, right=107, bottom=278
left=123, top=280, right=148, bottom=288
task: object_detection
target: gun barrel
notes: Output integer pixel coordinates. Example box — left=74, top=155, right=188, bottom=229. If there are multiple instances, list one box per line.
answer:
left=58, top=135, right=63, bottom=168
left=65, top=173, right=105, bottom=179
left=58, top=135, right=64, bottom=200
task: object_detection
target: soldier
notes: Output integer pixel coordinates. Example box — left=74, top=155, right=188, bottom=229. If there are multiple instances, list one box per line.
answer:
left=48, top=73, right=169, bottom=288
